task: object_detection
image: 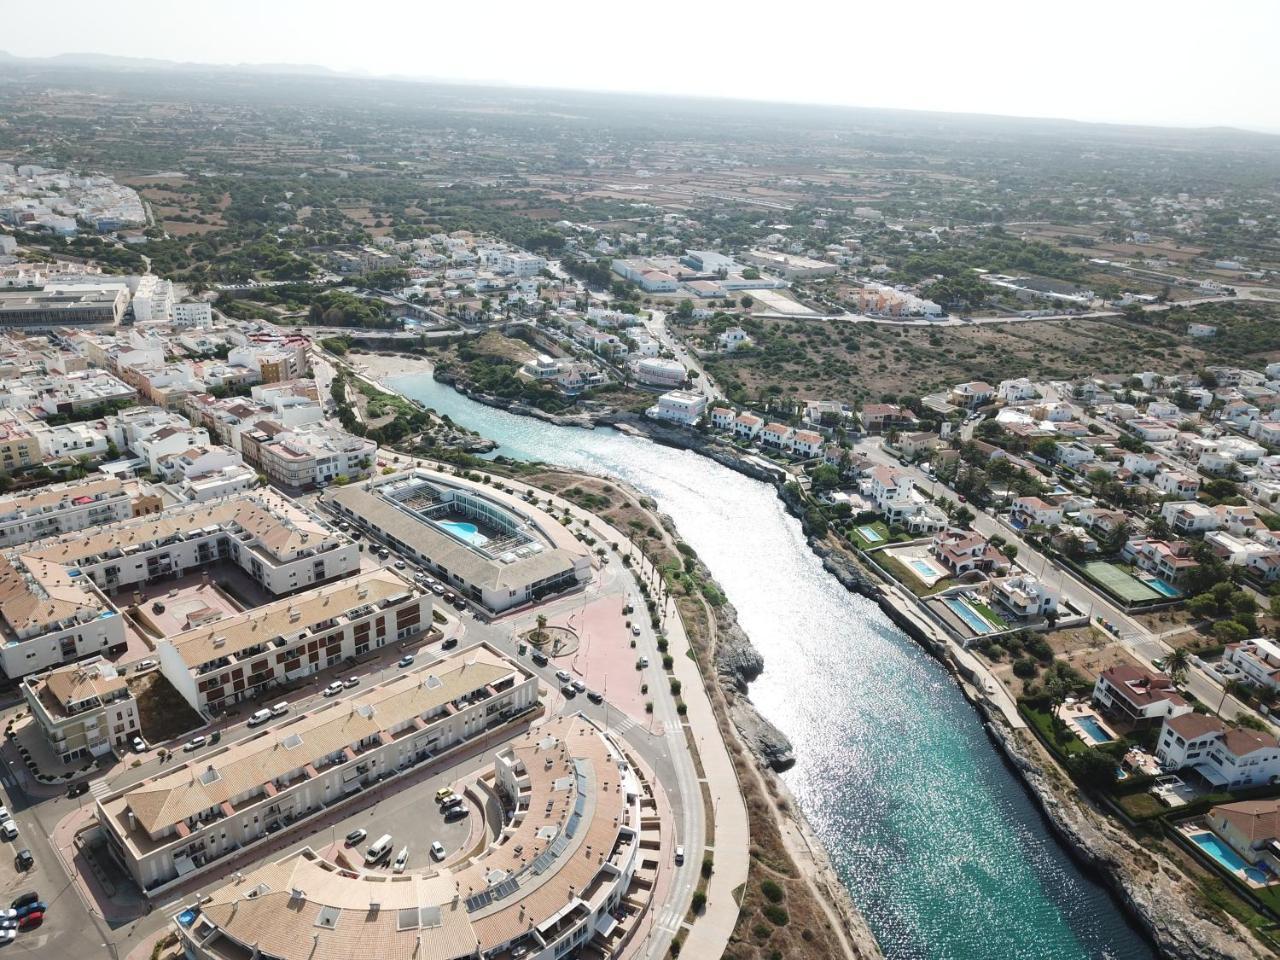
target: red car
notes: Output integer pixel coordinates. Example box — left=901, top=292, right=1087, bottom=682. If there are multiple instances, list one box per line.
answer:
left=17, top=912, right=42, bottom=930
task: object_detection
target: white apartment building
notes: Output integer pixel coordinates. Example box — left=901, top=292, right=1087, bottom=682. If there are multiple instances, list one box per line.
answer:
left=1161, top=500, right=1220, bottom=535
left=0, top=475, right=133, bottom=549
left=492, top=251, right=547, bottom=277
left=647, top=390, right=707, bottom=426
left=242, top=421, right=376, bottom=489
left=131, top=275, right=174, bottom=323
left=171, top=301, right=213, bottom=326
left=630, top=357, right=686, bottom=388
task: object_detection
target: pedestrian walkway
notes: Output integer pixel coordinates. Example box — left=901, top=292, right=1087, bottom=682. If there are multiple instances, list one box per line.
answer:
left=90, top=777, right=112, bottom=799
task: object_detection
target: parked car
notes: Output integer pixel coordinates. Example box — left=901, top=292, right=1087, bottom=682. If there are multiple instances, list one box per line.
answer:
left=444, top=805, right=469, bottom=822
left=343, top=676, right=360, bottom=688
left=586, top=691, right=603, bottom=705
left=183, top=736, right=207, bottom=752
left=571, top=679, right=586, bottom=694
left=323, top=681, right=344, bottom=697
left=9, top=893, right=38, bottom=911
left=1, top=821, right=19, bottom=843
left=442, top=592, right=457, bottom=604
left=560, top=684, right=576, bottom=698
left=430, top=583, right=445, bottom=595
left=247, top=709, right=272, bottom=727
left=531, top=651, right=548, bottom=667
left=637, top=656, right=649, bottom=669
left=674, top=845, right=685, bottom=865
left=344, top=828, right=368, bottom=847
left=13, top=851, right=31, bottom=872
left=631, top=624, right=641, bottom=637
left=131, top=736, right=146, bottom=754
left=434, top=788, right=455, bottom=805
left=442, top=795, right=463, bottom=810
left=555, top=670, right=571, bottom=684
left=14, top=902, right=44, bottom=918
left=398, top=655, right=415, bottom=668
left=392, top=847, right=409, bottom=874
left=0, top=928, right=13, bottom=943
left=441, top=637, right=458, bottom=650
left=66, top=782, right=89, bottom=799
left=430, top=841, right=446, bottom=861
left=17, top=912, right=42, bottom=930
left=394, top=559, right=406, bottom=570
left=270, top=701, right=290, bottom=717
left=135, top=659, right=157, bottom=672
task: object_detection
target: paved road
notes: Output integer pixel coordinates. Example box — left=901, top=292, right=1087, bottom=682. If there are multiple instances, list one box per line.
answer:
left=643, top=310, right=722, bottom=402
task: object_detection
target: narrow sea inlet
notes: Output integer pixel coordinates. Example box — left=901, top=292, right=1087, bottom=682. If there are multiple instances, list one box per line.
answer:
left=390, top=371, right=1155, bottom=960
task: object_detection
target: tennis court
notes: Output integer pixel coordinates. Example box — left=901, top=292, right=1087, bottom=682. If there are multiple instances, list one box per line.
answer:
left=1083, top=561, right=1160, bottom=603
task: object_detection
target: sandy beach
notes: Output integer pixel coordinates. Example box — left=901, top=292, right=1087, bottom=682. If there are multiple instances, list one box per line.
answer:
left=349, top=350, right=435, bottom=380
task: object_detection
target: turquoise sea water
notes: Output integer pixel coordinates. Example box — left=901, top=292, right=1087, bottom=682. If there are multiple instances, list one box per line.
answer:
left=389, top=373, right=1154, bottom=960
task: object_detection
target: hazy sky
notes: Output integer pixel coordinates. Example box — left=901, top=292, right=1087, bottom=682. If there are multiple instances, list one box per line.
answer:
left=5, top=0, right=1279, bottom=132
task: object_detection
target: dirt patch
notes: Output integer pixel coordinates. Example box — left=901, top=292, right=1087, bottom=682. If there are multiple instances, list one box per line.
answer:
left=129, top=671, right=202, bottom=743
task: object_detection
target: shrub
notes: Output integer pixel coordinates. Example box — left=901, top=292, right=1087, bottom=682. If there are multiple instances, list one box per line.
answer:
left=645, top=701, right=654, bottom=714
left=1012, top=657, right=1038, bottom=680
left=762, top=904, right=789, bottom=926
left=676, top=702, right=687, bottom=716
left=760, top=879, right=784, bottom=903
left=670, top=678, right=682, bottom=696
left=690, top=891, right=706, bottom=913
left=701, top=854, right=714, bottom=879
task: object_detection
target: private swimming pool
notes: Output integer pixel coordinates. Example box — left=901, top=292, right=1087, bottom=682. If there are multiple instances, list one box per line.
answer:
left=857, top=525, right=884, bottom=544
left=944, top=597, right=994, bottom=635
left=1191, top=831, right=1271, bottom=885
left=1074, top=714, right=1114, bottom=745
left=1146, top=577, right=1181, bottom=598
left=436, top=519, right=489, bottom=546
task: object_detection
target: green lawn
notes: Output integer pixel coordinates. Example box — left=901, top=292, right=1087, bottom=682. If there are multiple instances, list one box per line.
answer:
left=874, top=553, right=955, bottom=597
left=970, top=599, right=1009, bottom=630
left=848, top=521, right=890, bottom=550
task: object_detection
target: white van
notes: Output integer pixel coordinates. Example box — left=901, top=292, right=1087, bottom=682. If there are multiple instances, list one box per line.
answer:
left=247, top=708, right=271, bottom=727
left=269, top=702, right=289, bottom=717
left=365, top=834, right=393, bottom=865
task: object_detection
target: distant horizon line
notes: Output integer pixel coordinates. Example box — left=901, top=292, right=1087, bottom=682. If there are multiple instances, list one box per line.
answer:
left=1, top=47, right=1277, bottom=138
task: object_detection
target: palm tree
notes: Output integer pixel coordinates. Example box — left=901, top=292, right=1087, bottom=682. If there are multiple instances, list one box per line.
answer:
left=1164, top=648, right=1191, bottom=686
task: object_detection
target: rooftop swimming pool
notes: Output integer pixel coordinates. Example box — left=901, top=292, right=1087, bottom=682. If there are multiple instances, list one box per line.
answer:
left=945, top=598, right=994, bottom=635
left=1191, top=832, right=1271, bottom=885
left=436, top=519, right=489, bottom=547
left=1074, top=714, right=1114, bottom=745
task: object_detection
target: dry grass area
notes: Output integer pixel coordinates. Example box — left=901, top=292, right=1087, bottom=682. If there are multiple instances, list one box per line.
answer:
left=698, top=311, right=1279, bottom=404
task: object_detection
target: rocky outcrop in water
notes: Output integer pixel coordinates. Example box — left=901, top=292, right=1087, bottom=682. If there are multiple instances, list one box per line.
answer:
left=990, top=722, right=1270, bottom=960
left=809, top=538, right=882, bottom=601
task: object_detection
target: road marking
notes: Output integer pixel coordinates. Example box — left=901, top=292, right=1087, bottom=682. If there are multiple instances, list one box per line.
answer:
left=89, top=778, right=112, bottom=799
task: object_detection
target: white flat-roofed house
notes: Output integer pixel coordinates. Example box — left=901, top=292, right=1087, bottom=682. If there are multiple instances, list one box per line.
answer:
left=718, top=327, right=753, bottom=352
left=22, top=656, right=139, bottom=762
left=1145, top=400, right=1181, bottom=421
left=1221, top=400, right=1261, bottom=429
left=1156, top=713, right=1280, bottom=790
left=1122, top=451, right=1162, bottom=476
left=648, top=390, right=707, bottom=426
left=1055, top=441, right=1097, bottom=470
left=866, top=465, right=916, bottom=522
left=1248, top=417, right=1280, bottom=448
left=710, top=406, right=735, bottom=431
left=992, top=574, right=1059, bottom=619
left=998, top=378, right=1039, bottom=402
left=1224, top=638, right=1280, bottom=693
left=1129, top=419, right=1177, bottom=442
left=1161, top=500, right=1220, bottom=535
left=1154, top=470, right=1200, bottom=499
left=1092, top=663, right=1191, bottom=726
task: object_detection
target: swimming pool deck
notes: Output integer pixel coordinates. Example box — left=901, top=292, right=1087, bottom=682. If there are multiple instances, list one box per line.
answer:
left=1057, top=702, right=1119, bottom=745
